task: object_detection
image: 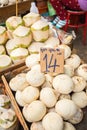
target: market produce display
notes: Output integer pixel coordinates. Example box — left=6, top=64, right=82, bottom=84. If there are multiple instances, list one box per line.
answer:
left=6, top=16, right=24, bottom=32
left=8, top=34, right=87, bottom=130
left=0, top=12, right=50, bottom=69
left=0, top=94, right=18, bottom=130
left=0, top=11, right=87, bottom=130
left=0, top=11, right=74, bottom=70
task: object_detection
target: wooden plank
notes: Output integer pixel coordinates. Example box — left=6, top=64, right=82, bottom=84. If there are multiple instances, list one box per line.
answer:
left=1, top=75, right=29, bottom=130
left=0, top=0, right=34, bottom=22
left=0, top=60, right=25, bottom=77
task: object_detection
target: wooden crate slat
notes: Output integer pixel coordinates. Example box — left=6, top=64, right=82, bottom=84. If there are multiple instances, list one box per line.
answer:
left=0, top=0, right=34, bottom=22
left=1, top=75, right=29, bottom=130
left=0, top=60, right=25, bottom=77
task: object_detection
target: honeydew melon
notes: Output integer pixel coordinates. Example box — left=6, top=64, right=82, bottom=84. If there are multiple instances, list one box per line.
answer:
left=0, top=55, right=12, bottom=69
left=31, top=20, right=49, bottom=42
left=6, top=39, right=18, bottom=55
left=45, top=36, right=60, bottom=47
left=65, top=54, right=81, bottom=69
left=9, top=73, right=29, bottom=91
left=25, top=54, right=40, bottom=69
left=28, top=42, right=45, bottom=54
left=58, top=44, right=71, bottom=60
left=30, top=121, right=45, bottom=130
left=6, top=16, right=24, bottom=32
left=42, top=112, right=63, bottom=130
left=53, top=74, right=74, bottom=94
left=0, top=45, right=6, bottom=55
left=63, top=122, right=76, bottom=130
left=23, top=100, right=46, bottom=122
left=64, top=64, right=74, bottom=77
left=40, top=87, right=57, bottom=108
left=26, top=69, right=45, bottom=87
left=76, top=64, right=87, bottom=81
left=23, top=12, right=41, bottom=27
left=0, top=108, right=18, bottom=129
left=10, top=47, right=28, bottom=63
left=68, top=108, right=83, bottom=124
left=13, top=26, right=32, bottom=47
left=55, top=99, right=78, bottom=120
left=21, top=86, right=40, bottom=104
left=0, top=94, right=10, bottom=108
left=15, top=90, right=26, bottom=107
left=0, top=26, right=8, bottom=45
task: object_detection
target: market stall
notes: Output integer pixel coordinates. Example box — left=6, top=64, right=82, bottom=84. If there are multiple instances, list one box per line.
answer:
left=0, top=1, right=87, bottom=130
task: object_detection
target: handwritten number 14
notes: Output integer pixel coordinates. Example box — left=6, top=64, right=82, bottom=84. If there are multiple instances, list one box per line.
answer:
left=43, top=54, right=59, bottom=72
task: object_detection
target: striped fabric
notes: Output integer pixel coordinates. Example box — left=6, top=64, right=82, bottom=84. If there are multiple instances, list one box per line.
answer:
left=56, top=19, right=66, bottom=28
left=52, top=16, right=60, bottom=25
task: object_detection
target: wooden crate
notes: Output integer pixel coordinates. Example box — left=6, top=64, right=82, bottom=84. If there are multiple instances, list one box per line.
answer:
left=1, top=64, right=29, bottom=130
left=1, top=63, right=87, bottom=130
left=0, top=60, right=26, bottom=78
left=0, top=0, right=34, bottom=23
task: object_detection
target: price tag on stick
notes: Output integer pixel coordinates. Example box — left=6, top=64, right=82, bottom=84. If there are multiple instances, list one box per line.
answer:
left=40, top=47, right=64, bottom=74
left=16, top=0, right=18, bottom=16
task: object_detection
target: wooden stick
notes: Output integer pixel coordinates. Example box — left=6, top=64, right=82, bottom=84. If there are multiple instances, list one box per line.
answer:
left=1, top=75, right=29, bottom=130
left=16, top=0, right=18, bottom=16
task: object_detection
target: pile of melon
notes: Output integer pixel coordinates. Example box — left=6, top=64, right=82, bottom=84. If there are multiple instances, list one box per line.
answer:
left=0, top=12, right=72, bottom=70
left=8, top=33, right=87, bottom=130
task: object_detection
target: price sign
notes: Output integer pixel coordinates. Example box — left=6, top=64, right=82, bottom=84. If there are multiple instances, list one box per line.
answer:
left=40, top=47, right=64, bottom=74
